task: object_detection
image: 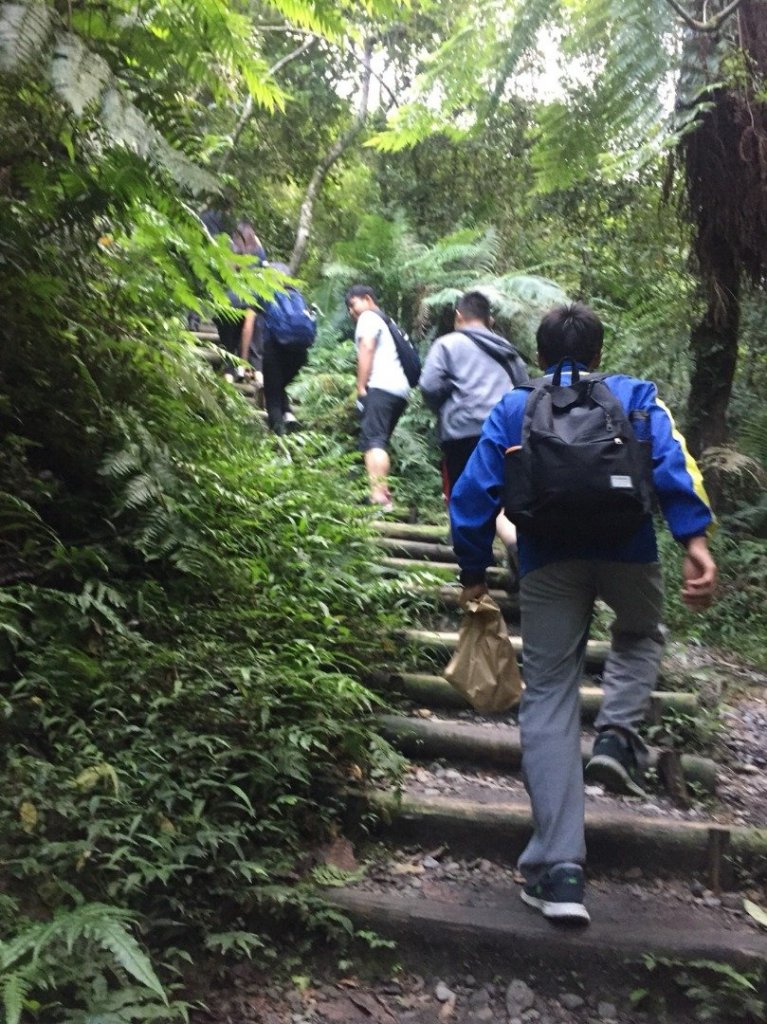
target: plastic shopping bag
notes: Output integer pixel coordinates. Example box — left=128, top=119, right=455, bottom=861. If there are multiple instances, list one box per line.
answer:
left=443, top=593, right=522, bottom=713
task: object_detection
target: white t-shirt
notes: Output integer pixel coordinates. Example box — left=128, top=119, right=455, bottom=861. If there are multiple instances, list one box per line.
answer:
left=354, top=309, right=410, bottom=399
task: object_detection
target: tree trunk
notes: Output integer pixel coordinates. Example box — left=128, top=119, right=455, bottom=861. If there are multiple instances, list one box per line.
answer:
left=289, top=39, right=374, bottom=275
left=685, top=246, right=740, bottom=463
left=218, top=38, right=316, bottom=175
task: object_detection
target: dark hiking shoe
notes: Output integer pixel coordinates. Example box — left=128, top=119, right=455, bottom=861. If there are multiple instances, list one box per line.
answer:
left=520, top=863, right=590, bottom=924
left=585, top=729, right=647, bottom=798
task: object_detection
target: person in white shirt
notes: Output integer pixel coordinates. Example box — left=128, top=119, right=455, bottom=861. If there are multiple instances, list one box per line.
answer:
left=345, top=285, right=410, bottom=511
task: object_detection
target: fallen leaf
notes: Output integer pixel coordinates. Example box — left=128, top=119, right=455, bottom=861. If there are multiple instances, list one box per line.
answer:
left=439, top=995, right=457, bottom=1021
left=71, top=763, right=120, bottom=795
left=391, top=862, right=425, bottom=876
left=317, top=999, right=354, bottom=1022
left=348, top=992, right=386, bottom=1019
left=317, top=836, right=358, bottom=872
left=425, top=845, right=447, bottom=859
left=744, top=899, right=767, bottom=929
left=19, top=801, right=37, bottom=834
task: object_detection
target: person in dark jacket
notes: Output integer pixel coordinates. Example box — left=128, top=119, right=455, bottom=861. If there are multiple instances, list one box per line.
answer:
left=213, top=222, right=266, bottom=381
left=420, top=290, right=529, bottom=577
left=450, top=302, right=717, bottom=925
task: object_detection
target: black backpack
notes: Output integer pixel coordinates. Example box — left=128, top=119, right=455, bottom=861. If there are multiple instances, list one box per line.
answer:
left=379, top=311, right=421, bottom=387
left=504, top=360, right=654, bottom=544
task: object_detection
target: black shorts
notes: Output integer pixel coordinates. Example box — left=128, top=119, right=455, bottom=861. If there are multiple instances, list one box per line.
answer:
left=358, top=388, right=408, bottom=451
left=442, top=435, right=480, bottom=495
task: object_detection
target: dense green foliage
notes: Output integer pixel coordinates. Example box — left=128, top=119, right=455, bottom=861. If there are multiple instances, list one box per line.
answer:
left=0, top=1, right=415, bottom=1018
left=0, top=232, right=411, bottom=1022
left=3, top=0, right=767, bottom=1017
left=0, top=216, right=411, bottom=1021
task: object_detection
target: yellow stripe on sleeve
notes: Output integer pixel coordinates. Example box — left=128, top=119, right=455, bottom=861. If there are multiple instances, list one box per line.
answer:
left=656, top=397, right=717, bottom=535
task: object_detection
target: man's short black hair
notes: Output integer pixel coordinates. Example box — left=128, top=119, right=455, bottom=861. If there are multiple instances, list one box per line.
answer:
left=536, top=302, right=604, bottom=367
left=345, top=284, right=377, bottom=305
left=456, top=290, right=491, bottom=324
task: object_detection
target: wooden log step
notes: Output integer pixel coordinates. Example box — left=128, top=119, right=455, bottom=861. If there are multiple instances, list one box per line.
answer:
left=330, top=874, right=767, bottom=981
left=374, top=714, right=718, bottom=793
left=367, top=671, right=698, bottom=720
left=233, top=381, right=259, bottom=398
left=396, top=583, right=515, bottom=614
left=192, top=330, right=220, bottom=343
left=436, top=585, right=518, bottom=617
left=377, top=537, right=461, bottom=562
left=373, top=521, right=449, bottom=544
left=196, top=346, right=222, bottom=366
left=381, top=558, right=510, bottom=587
left=403, top=628, right=611, bottom=668
left=346, top=788, right=767, bottom=887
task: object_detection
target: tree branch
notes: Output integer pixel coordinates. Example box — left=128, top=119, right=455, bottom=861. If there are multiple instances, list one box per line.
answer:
left=288, top=38, right=375, bottom=274
left=662, top=0, right=745, bottom=33
left=219, top=37, right=316, bottom=173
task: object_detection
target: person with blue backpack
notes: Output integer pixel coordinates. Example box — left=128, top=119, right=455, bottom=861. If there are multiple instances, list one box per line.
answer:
left=260, top=262, right=317, bottom=434
left=450, top=302, right=717, bottom=925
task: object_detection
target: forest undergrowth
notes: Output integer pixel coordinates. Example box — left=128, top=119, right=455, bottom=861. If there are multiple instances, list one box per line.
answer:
left=3, top=0, right=767, bottom=1018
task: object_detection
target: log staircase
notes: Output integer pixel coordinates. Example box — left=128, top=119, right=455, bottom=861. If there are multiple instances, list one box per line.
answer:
left=333, top=518, right=767, bottom=986
left=190, top=326, right=767, bottom=991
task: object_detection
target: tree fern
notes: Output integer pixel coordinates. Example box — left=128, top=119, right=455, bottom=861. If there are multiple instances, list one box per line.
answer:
left=0, top=1, right=51, bottom=73
left=50, top=33, right=111, bottom=117
left=421, top=271, right=569, bottom=353
left=319, top=213, right=501, bottom=326
left=1, top=4, right=219, bottom=195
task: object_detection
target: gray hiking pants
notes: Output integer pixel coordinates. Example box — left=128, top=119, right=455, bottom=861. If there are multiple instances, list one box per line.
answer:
left=517, top=559, right=665, bottom=883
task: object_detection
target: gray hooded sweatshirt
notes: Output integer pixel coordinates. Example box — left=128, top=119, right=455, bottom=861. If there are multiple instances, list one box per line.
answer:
left=420, top=327, right=529, bottom=442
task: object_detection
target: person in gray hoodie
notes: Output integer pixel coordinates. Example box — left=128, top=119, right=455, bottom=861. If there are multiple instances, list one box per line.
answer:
left=421, top=290, right=529, bottom=490
left=420, top=290, right=529, bottom=581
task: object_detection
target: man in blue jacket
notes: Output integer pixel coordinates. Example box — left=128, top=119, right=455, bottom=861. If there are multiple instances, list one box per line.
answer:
left=450, top=302, right=717, bottom=925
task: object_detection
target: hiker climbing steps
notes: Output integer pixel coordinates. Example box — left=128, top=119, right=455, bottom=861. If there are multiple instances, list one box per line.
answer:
left=330, top=515, right=767, bottom=977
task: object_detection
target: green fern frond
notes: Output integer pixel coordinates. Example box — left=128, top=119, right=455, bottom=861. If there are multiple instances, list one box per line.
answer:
left=738, top=412, right=767, bottom=469
left=486, top=0, right=561, bottom=111
left=367, top=102, right=464, bottom=153
left=421, top=272, right=568, bottom=351
left=100, top=448, right=142, bottom=481
left=262, top=0, right=348, bottom=39
left=0, top=904, right=166, bottom=1003
left=529, top=0, right=685, bottom=191
left=88, top=913, right=166, bottom=1001
left=1, top=971, right=30, bottom=1024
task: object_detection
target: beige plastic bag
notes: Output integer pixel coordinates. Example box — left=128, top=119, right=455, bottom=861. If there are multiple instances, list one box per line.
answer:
left=443, top=593, right=522, bottom=713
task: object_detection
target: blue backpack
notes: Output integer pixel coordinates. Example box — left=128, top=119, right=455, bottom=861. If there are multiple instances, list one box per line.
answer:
left=264, top=288, right=317, bottom=348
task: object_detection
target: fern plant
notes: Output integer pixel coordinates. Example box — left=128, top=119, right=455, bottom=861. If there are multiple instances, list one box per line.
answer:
left=0, top=903, right=186, bottom=1023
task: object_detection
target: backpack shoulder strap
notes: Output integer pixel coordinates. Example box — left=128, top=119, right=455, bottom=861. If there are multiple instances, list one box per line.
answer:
left=457, top=329, right=527, bottom=385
